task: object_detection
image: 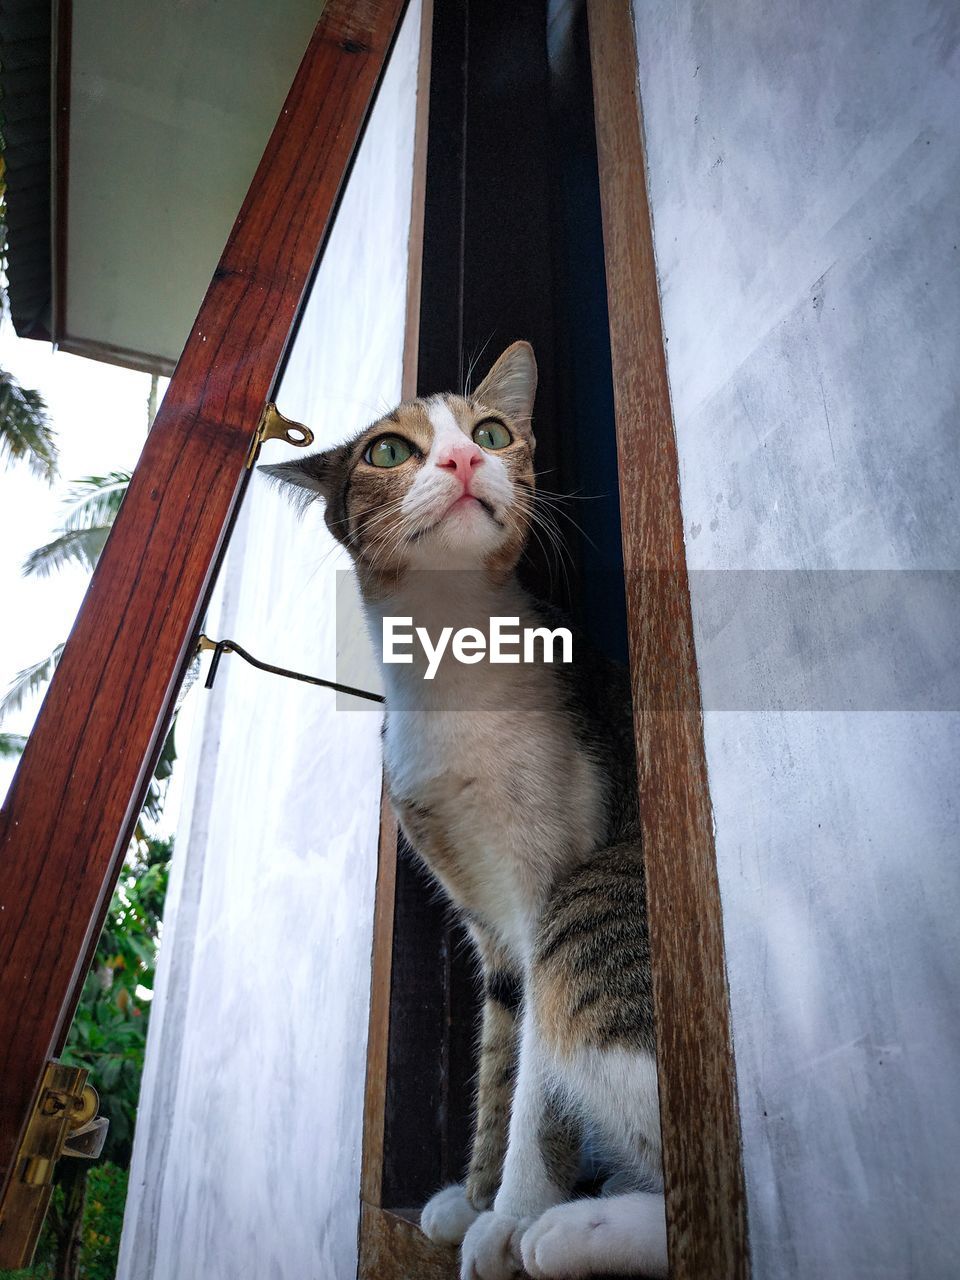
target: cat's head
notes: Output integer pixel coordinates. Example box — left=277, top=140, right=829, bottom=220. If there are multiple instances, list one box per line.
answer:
left=263, top=341, right=537, bottom=582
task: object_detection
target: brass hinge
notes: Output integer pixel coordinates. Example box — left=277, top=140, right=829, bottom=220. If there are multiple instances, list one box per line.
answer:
left=245, top=402, right=314, bottom=469
left=0, top=1061, right=109, bottom=1269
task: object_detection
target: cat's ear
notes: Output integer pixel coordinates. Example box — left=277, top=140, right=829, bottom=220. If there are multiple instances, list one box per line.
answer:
left=474, top=341, right=537, bottom=430
left=260, top=446, right=345, bottom=511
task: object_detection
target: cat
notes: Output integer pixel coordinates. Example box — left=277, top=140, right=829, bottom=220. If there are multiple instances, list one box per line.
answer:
left=264, top=342, right=668, bottom=1280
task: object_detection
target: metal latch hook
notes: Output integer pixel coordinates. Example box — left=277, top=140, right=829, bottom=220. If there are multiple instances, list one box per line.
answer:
left=245, top=403, right=314, bottom=469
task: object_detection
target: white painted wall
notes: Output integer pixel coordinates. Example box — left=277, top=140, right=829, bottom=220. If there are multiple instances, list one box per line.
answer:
left=630, top=1, right=960, bottom=1275
left=117, top=6, right=420, bottom=1276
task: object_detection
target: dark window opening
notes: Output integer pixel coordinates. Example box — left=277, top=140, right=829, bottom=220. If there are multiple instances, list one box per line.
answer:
left=379, top=0, right=628, bottom=1216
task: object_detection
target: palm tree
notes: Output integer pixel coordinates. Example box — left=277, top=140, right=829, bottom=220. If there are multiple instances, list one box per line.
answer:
left=1, top=471, right=133, bottom=735
left=0, top=643, right=66, bottom=722
left=0, top=368, right=59, bottom=481
left=1, top=466, right=177, bottom=826
left=22, top=470, right=130, bottom=577
left=0, top=473, right=130, bottom=720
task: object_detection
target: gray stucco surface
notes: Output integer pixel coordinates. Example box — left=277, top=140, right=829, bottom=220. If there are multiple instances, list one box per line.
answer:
left=630, top=1, right=960, bottom=1274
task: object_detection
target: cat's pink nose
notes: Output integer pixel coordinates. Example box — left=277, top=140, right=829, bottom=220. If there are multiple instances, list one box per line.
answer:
left=436, top=438, right=485, bottom=488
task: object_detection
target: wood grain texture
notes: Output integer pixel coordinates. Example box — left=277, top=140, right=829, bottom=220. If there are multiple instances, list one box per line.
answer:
left=0, top=0, right=408, bottom=1208
left=401, top=0, right=433, bottom=401
left=358, top=1203, right=459, bottom=1280
left=586, top=2, right=750, bottom=1277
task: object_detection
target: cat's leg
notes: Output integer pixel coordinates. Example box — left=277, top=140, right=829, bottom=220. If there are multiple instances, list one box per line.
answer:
left=460, top=1004, right=580, bottom=1280
left=516, top=1045, right=668, bottom=1278
left=421, top=929, right=521, bottom=1247
left=518, top=843, right=668, bottom=1279
left=520, top=1191, right=668, bottom=1279
left=466, top=934, right=524, bottom=1211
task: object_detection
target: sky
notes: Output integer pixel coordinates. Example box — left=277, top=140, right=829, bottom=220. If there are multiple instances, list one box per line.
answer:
left=0, top=314, right=180, bottom=815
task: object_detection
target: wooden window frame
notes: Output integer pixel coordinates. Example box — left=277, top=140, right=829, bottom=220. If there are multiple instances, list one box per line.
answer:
left=0, top=0, right=409, bottom=1246
left=586, top=2, right=749, bottom=1275
left=359, top=2, right=750, bottom=1278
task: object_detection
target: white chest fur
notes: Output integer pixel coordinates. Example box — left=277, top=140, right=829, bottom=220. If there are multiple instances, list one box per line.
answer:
left=380, top=661, right=605, bottom=959
left=367, top=578, right=607, bottom=954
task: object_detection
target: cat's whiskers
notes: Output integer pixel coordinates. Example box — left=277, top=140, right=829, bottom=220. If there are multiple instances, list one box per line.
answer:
left=527, top=522, right=562, bottom=596
left=531, top=495, right=600, bottom=554
left=306, top=495, right=412, bottom=581
left=328, top=493, right=408, bottom=534
left=514, top=489, right=574, bottom=598
left=526, top=486, right=595, bottom=562
left=504, top=499, right=556, bottom=593
left=535, top=487, right=605, bottom=502
left=364, top=503, right=422, bottom=574
left=303, top=541, right=350, bottom=588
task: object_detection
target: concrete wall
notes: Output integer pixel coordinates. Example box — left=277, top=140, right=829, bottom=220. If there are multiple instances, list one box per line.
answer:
left=629, top=1, right=960, bottom=1275
left=117, top=6, right=420, bottom=1276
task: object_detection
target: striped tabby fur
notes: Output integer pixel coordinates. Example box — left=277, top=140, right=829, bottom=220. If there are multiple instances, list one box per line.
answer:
left=265, top=343, right=667, bottom=1278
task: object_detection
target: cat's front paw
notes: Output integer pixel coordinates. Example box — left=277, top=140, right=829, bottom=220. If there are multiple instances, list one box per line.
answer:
left=421, top=1184, right=481, bottom=1247
left=520, top=1196, right=668, bottom=1279
left=521, top=1203, right=593, bottom=1278
left=460, top=1210, right=531, bottom=1280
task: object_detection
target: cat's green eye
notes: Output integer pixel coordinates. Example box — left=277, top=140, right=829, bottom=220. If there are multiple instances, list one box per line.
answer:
left=473, top=419, right=512, bottom=450
left=365, top=435, right=414, bottom=468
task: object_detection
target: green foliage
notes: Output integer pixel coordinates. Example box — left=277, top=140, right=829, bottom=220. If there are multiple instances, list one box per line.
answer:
left=141, top=728, right=176, bottom=830
left=62, top=835, right=172, bottom=1168
left=76, top=1164, right=128, bottom=1280
left=0, top=371, right=58, bottom=483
